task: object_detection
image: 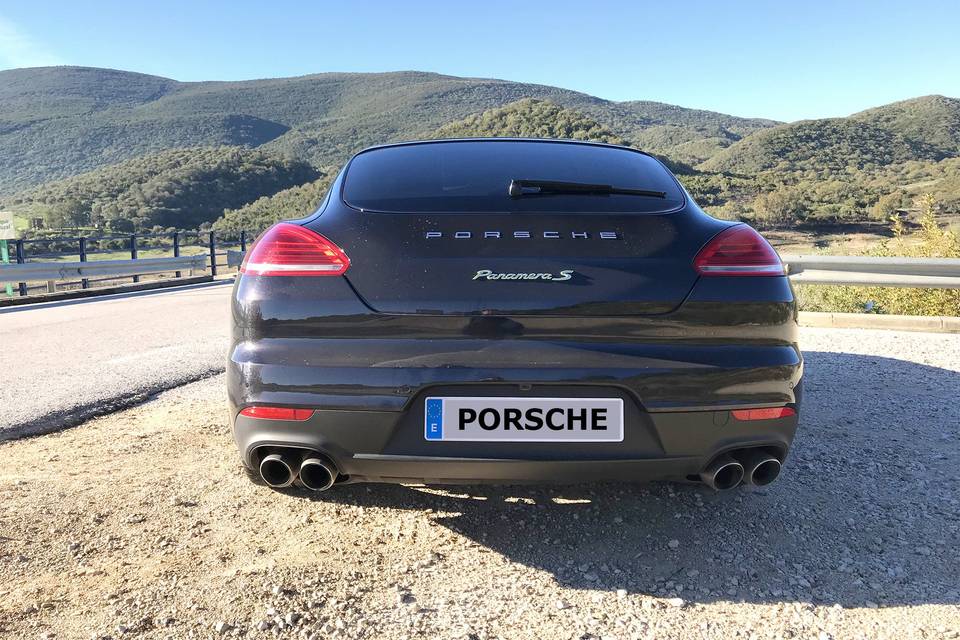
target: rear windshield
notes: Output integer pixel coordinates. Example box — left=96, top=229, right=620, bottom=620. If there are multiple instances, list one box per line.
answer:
left=341, top=140, right=685, bottom=214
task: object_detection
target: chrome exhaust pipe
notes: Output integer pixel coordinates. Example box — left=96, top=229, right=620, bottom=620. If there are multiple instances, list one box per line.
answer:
left=299, top=457, right=338, bottom=492
left=739, top=449, right=782, bottom=486
left=259, top=453, right=297, bottom=488
left=699, top=453, right=744, bottom=491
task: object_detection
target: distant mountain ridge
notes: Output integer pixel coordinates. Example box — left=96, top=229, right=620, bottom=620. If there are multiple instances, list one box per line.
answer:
left=0, top=66, right=776, bottom=193
left=7, top=91, right=960, bottom=235
left=850, top=95, right=960, bottom=155
left=702, top=95, right=960, bottom=173
left=3, top=66, right=959, bottom=234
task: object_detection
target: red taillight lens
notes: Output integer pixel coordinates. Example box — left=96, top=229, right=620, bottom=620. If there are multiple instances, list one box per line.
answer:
left=239, top=406, right=314, bottom=421
left=731, top=407, right=796, bottom=421
left=240, top=223, right=350, bottom=276
left=693, top=225, right=784, bottom=276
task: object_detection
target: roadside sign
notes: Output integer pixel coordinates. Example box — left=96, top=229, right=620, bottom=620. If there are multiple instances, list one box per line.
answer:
left=0, top=210, right=15, bottom=240
left=0, top=211, right=14, bottom=296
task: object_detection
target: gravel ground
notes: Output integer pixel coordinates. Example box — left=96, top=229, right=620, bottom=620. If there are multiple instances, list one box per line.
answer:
left=0, top=327, right=958, bottom=639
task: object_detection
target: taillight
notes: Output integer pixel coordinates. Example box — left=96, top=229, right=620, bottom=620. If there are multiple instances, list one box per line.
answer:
left=239, top=406, right=314, bottom=421
left=731, top=407, right=796, bottom=421
left=240, top=223, right=350, bottom=276
left=693, top=225, right=784, bottom=276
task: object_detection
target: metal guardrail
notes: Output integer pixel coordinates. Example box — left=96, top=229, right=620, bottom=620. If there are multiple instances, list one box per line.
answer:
left=225, top=250, right=960, bottom=289
left=1, top=230, right=250, bottom=297
left=0, top=255, right=207, bottom=284
left=6, top=249, right=960, bottom=290
left=781, top=255, right=960, bottom=289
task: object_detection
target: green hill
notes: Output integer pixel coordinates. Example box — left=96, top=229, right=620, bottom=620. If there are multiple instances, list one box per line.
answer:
left=431, top=99, right=694, bottom=175
left=214, top=173, right=335, bottom=234
left=6, top=146, right=319, bottom=230
left=5, top=66, right=960, bottom=233
left=0, top=66, right=776, bottom=193
left=430, top=98, right=627, bottom=144
left=624, top=101, right=778, bottom=166
left=702, top=95, right=960, bottom=174
left=850, top=95, right=960, bottom=156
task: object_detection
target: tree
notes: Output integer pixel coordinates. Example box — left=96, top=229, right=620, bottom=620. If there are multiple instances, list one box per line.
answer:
left=871, top=191, right=905, bottom=221
left=108, top=217, right=134, bottom=233
left=751, top=187, right=809, bottom=226
left=43, top=198, right=88, bottom=228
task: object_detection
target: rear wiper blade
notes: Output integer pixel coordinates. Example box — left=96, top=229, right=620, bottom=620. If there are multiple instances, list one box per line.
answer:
left=508, top=179, right=666, bottom=199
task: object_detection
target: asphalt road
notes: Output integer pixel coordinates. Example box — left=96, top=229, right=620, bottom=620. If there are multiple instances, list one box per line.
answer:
left=0, top=280, right=235, bottom=439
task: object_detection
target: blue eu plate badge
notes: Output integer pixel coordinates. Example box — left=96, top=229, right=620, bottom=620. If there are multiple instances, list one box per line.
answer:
left=425, top=398, right=444, bottom=440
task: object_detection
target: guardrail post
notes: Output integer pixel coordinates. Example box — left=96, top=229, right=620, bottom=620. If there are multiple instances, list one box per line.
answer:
left=79, top=237, right=89, bottom=289
left=15, top=239, right=26, bottom=296
left=130, top=234, right=139, bottom=283
left=173, top=231, right=181, bottom=278
left=209, top=231, right=217, bottom=277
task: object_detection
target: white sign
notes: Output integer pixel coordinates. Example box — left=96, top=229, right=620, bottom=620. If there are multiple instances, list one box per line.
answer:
left=0, top=211, right=15, bottom=240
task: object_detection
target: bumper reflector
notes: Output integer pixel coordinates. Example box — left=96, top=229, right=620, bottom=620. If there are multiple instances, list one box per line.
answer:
left=239, top=406, right=314, bottom=421
left=731, top=407, right=796, bottom=421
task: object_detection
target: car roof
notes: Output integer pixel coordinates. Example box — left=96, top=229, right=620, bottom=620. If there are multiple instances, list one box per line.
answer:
left=354, top=137, right=655, bottom=158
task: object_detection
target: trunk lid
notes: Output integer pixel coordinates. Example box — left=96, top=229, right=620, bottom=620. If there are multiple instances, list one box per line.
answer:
left=310, top=210, right=725, bottom=316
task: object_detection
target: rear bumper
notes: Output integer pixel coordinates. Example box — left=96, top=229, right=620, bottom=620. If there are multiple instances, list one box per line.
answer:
left=231, top=381, right=801, bottom=484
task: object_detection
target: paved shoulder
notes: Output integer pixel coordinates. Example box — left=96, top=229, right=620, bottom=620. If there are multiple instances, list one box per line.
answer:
left=0, top=281, right=234, bottom=439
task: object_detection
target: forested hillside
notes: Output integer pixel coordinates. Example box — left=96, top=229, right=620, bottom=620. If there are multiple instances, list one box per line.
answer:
left=851, top=95, right=960, bottom=156
left=703, top=96, right=960, bottom=174
left=691, top=96, right=960, bottom=226
left=7, top=147, right=318, bottom=231
left=0, top=66, right=775, bottom=193
left=214, top=174, right=335, bottom=234
left=701, top=119, right=942, bottom=174
left=430, top=98, right=626, bottom=144
left=2, top=66, right=959, bottom=236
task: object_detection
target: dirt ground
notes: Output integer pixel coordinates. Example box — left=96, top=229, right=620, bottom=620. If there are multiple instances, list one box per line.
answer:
left=1, top=328, right=959, bottom=640
left=760, top=213, right=960, bottom=255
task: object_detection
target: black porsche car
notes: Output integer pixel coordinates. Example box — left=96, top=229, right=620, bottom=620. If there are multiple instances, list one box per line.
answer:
left=228, top=139, right=802, bottom=493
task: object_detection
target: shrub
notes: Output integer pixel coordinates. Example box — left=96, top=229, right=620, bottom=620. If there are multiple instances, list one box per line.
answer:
left=797, top=195, right=960, bottom=316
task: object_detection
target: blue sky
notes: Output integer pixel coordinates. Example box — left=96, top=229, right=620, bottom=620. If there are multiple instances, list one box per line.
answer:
left=1, top=0, right=958, bottom=122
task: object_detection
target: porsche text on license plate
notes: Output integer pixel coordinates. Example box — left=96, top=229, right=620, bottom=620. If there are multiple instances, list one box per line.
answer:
left=424, top=397, right=623, bottom=442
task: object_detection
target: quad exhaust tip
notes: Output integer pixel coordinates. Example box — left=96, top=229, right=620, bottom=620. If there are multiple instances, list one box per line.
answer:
left=699, top=453, right=744, bottom=491
left=257, top=450, right=339, bottom=491
left=700, top=449, right=783, bottom=491
left=739, top=449, right=782, bottom=486
left=299, top=457, right=338, bottom=492
left=259, top=453, right=297, bottom=488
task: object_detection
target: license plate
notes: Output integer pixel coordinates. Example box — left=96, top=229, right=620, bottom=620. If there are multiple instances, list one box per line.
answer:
left=424, top=397, right=624, bottom=442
